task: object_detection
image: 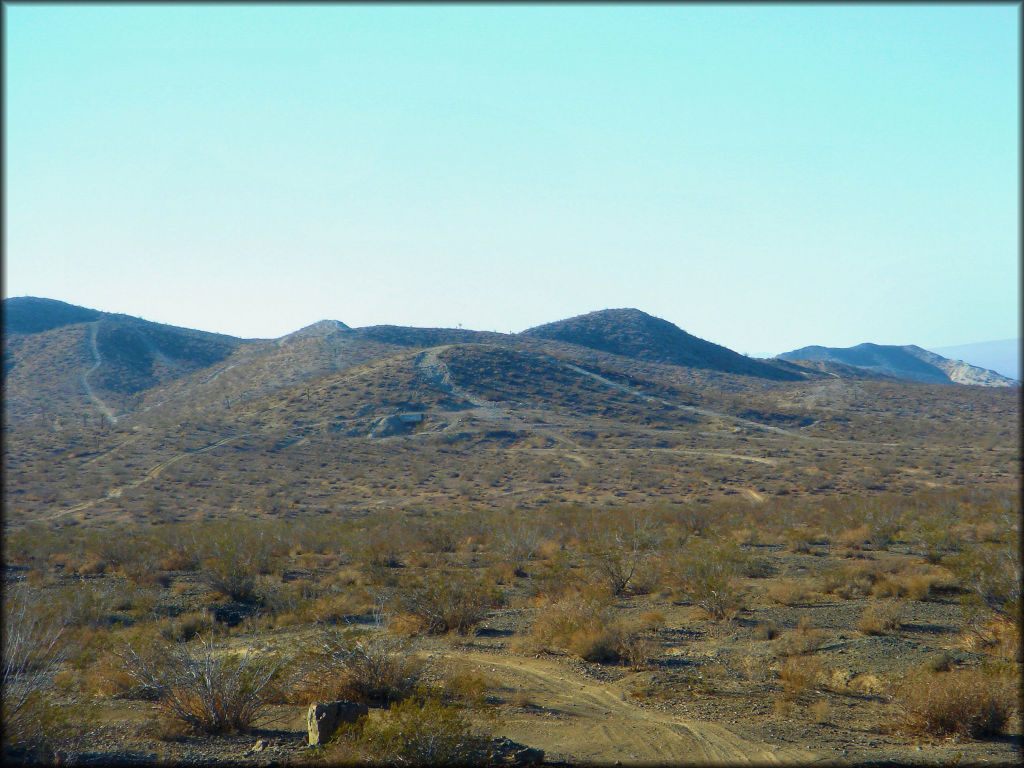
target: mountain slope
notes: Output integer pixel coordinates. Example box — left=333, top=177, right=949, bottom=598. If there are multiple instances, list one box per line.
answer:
left=930, top=339, right=1019, bottom=382
left=521, top=309, right=804, bottom=381
left=777, top=343, right=1016, bottom=387
left=3, top=298, right=247, bottom=421
left=4, top=296, right=103, bottom=333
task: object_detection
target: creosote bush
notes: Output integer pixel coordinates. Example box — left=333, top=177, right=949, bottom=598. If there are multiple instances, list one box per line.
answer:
left=116, top=634, right=283, bottom=734
left=300, top=627, right=423, bottom=706
left=388, top=572, right=504, bottom=635
left=667, top=539, right=747, bottom=620
left=330, top=694, right=490, bottom=765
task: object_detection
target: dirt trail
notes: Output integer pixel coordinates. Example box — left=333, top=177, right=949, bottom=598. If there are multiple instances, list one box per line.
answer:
left=551, top=358, right=803, bottom=439
left=437, top=649, right=819, bottom=764
left=82, top=322, right=119, bottom=424
left=415, top=347, right=584, bottom=451
left=43, top=434, right=245, bottom=523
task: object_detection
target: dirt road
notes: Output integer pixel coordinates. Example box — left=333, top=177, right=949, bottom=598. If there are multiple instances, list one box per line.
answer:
left=438, top=649, right=821, bottom=764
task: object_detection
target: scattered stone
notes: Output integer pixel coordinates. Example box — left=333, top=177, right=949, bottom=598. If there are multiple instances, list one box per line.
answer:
left=307, top=700, right=369, bottom=746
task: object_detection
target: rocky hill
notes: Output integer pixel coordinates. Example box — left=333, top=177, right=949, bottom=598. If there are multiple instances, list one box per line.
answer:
left=777, top=343, right=1016, bottom=387
left=521, top=309, right=804, bottom=381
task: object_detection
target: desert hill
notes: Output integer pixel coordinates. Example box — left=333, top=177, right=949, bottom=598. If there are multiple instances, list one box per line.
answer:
left=4, top=297, right=247, bottom=422
left=777, top=342, right=1016, bottom=387
left=521, top=309, right=804, bottom=381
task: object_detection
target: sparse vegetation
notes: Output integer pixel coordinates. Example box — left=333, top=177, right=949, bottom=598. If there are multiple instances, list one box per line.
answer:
left=2, top=297, right=1020, bottom=764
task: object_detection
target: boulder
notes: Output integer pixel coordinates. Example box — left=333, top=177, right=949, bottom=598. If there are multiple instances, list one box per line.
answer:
left=307, top=700, right=368, bottom=746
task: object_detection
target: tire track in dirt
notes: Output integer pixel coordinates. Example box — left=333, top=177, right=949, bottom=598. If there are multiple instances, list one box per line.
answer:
left=437, top=650, right=819, bottom=764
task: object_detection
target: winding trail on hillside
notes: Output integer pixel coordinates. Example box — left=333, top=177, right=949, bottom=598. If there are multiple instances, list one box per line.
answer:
left=414, top=347, right=585, bottom=451
left=550, top=357, right=804, bottom=438
left=435, top=649, right=820, bottom=764
left=82, top=322, right=119, bottom=425
left=42, top=434, right=246, bottom=523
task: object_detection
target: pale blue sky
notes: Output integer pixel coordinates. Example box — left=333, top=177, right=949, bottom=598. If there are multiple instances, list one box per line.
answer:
left=5, top=4, right=1018, bottom=355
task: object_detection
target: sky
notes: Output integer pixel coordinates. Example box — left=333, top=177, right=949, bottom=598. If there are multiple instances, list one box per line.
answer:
left=4, top=4, right=1019, bottom=356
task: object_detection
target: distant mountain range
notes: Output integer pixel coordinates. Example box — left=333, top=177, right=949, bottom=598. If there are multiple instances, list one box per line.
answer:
left=929, top=339, right=1019, bottom=382
left=776, top=343, right=1016, bottom=387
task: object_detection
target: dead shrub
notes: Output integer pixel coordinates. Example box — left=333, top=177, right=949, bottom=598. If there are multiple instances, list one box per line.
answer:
left=895, top=669, right=1014, bottom=738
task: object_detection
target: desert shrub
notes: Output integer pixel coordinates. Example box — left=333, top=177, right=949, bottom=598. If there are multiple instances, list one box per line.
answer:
left=361, top=520, right=415, bottom=568
left=442, top=669, right=493, bottom=708
left=53, top=577, right=120, bottom=628
left=947, top=538, right=1021, bottom=619
left=895, top=669, right=1014, bottom=738
left=194, top=527, right=276, bottom=602
left=819, top=561, right=881, bottom=600
left=568, top=627, right=626, bottom=664
left=921, top=651, right=954, bottom=673
left=618, top=630, right=659, bottom=671
left=337, top=694, right=490, bottom=765
left=495, top=518, right=542, bottom=565
left=833, top=524, right=871, bottom=551
left=778, top=655, right=822, bottom=702
left=668, top=539, right=746, bottom=620
left=530, top=592, right=650, bottom=665
left=116, top=634, right=283, bottom=734
left=766, top=579, right=810, bottom=606
left=784, top=527, right=815, bottom=554
left=740, top=553, right=776, bottom=578
left=158, top=611, right=215, bottom=643
left=532, top=592, right=621, bottom=662
left=300, top=628, right=422, bottom=706
left=388, top=572, right=503, bottom=634
left=911, top=520, right=962, bottom=564
left=774, top=616, right=826, bottom=656
left=529, top=550, right=583, bottom=599
left=583, top=511, right=661, bottom=596
left=858, top=600, right=904, bottom=635
left=532, top=592, right=612, bottom=648
left=2, top=587, right=70, bottom=750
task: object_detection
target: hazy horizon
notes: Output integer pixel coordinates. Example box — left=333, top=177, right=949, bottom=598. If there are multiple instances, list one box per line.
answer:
left=5, top=4, right=1018, bottom=355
